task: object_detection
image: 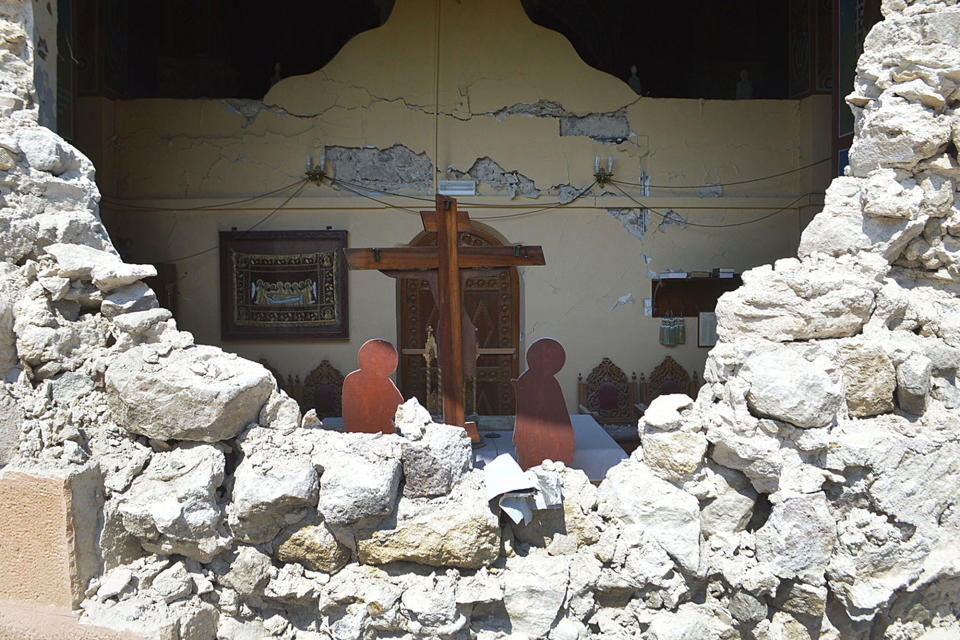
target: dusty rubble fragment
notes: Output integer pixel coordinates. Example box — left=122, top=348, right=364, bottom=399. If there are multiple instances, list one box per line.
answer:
left=0, top=0, right=959, bottom=638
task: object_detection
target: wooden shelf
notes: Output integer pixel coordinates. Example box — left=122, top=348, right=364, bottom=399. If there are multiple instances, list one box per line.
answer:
left=651, top=275, right=742, bottom=317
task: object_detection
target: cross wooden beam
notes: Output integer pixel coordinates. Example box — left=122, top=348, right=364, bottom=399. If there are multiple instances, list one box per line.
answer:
left=344, top=195, right=546, bottom=429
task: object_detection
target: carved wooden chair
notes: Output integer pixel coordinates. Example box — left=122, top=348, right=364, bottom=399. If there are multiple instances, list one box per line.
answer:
left=577, top=358, right=640, bottom=426
left=301, top=360, right=344, bottom=419
left=636, top=356, right=700, bottom=413
left=258, top=359, right=344, bottom=419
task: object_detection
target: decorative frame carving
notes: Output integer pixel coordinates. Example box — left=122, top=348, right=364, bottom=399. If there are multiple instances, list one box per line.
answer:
left=301, top=360, right=344, bottom=418
left=639, top=356, right=700, bottom=407
left=577, top=357, right=639, bottom=425
left=258, top=358, right=344, bottom=418
left=220, top=230, right=348, bottom=340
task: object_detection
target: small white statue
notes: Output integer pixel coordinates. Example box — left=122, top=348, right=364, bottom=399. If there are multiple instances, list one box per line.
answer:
left=736, top=69, right=753, bottom=100
left=628, top=65, right=643, bottom=95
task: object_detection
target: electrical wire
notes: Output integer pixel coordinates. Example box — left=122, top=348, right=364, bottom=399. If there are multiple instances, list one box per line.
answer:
left=325, top=176, right=437, bottom=203
left=164, top=181, right=309, bottom=262
left=101, top=178, right=309, bottom=212
left=121, top=167, right=822, bottom=267
left=609, top=181, right=821, bottom=229
left=473, top=181, right=598, bottom=220
left=611, top=157, right=831, bottom=190
left=328, top=177, right=422, bottom=214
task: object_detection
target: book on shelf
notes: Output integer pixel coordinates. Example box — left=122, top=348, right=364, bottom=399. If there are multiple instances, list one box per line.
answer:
left=688, top=270, right=710, bottom=278
left=659, top=271, right=687, bottom=279
left=711, top=267, right=735, bottom=278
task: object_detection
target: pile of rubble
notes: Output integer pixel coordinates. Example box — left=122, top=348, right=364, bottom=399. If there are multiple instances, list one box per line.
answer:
left=0, top=0, right=959, bottom=638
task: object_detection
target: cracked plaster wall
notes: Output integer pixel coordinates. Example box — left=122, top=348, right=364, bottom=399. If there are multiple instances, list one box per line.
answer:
left=76, top=0, right=832, bottom=407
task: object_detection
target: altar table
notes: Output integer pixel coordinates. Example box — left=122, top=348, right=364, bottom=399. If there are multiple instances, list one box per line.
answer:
left=320, top=413, right=627, bottom=483
left=471, top=414, right=627, bottom=483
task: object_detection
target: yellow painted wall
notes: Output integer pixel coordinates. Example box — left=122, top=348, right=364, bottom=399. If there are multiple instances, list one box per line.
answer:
left=79, top=0, right=833, bottom=412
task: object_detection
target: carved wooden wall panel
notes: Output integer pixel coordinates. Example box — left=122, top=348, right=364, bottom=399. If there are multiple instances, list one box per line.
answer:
left=398, top=230, right=520, bottom=416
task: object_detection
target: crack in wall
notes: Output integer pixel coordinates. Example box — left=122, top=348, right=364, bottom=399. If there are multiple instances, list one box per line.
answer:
left=224, top=81, right=638, bottom=144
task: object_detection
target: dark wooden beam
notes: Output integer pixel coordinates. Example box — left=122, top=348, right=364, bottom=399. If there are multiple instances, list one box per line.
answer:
left=344, top=245, right=545, bottom=271
left=436, top=195, right=465, bottom=428
left=420, top=209, right=472, bottom=233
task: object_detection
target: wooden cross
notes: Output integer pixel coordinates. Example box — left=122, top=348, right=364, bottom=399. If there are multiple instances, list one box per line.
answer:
left=344, top=195, right=546, bottom=429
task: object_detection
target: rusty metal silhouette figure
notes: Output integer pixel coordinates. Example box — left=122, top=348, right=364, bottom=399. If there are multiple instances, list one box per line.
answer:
left=513, top=338, right=575, bottom=470
left=342, top=339, right=404, bottom=434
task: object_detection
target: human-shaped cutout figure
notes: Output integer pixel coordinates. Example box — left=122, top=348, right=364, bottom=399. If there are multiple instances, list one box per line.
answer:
left=342, top=339, right=404, bottom=434
left=513, top=338, right=575, bottom=470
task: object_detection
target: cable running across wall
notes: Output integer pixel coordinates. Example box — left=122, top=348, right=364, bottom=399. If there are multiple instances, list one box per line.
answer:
left=122, top=168, right=827, bottom=264
left=101, top=179, right=308, bottom=212
left=99, top=155, right=832, bottom=215
left=609, top=181, right=821, bottom=229
left=165, top=181, right=309, bottom=262
left=610, top=156, right=831, bottom=190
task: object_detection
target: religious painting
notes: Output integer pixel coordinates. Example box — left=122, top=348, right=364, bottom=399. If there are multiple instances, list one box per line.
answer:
left=219, top=230, right=348, bottom=340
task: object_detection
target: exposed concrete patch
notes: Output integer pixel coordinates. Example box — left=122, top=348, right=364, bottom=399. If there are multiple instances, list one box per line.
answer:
left=559, top=109, right=630, bottom=144
left=658, top=210, right=687, bottom=232
left=698, top=184, right=723, bottom=198
left=452, top=157, right=540, bottom=198
left=611, top=293, right=634, bottom=311
left=606, top=208, right=649, bottom=240
left=555, top=184, right=584, bottom=204
left=326, top=144, right=433, bottom=192
left=491, top=99, right=568, bottom=121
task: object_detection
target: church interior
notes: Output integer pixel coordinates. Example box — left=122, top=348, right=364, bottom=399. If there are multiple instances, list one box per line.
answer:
left=7, top=0, right=960, bottom=637
left=50, top=0, right=877, bottom=424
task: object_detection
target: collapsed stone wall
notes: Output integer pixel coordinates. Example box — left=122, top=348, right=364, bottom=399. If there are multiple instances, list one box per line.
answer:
left=1, top=0, right=959, bottom=638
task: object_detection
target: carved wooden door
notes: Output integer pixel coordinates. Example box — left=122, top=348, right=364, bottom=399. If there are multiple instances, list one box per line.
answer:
left=398, top=230, right=519, bottom=416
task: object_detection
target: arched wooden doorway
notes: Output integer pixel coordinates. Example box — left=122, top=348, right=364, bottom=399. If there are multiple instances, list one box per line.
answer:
left=397, top=227, right=520, bottom=416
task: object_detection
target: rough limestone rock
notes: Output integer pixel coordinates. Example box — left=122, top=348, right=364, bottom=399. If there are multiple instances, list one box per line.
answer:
left=118, top=444, right=232, bottom=561
left=257, top=387, right=301, bottom=433
left=0, top=387, right=23, bottom=465
left=314, top=432, right=403, bottom=526
left=741, top=348, right=842, bottom=428
left=755, top=492, right=836, bottom=581
left=838, top=339, right=897, bottom=417
left=43, top=241, right=155, bottom=292
left=798, top=177, right=928, bottom=260
left=896, top=352, right=933, bottom=414
left=861, top=168, right=924, bottom=219
left=715, top=254, right=885, bottom=342
left=642, top=430, right=708, bottom=481
left=275, top=520, right=351, bottom=574
left=848, top=96, right=952, bottom=176
left=394, top=398, right=472, bottom=498
left=356, top=470, right=500, bottom=569
left=699, top=463, right=757, bottom=538
left=512, top=462, right=601, bottom=549
left=400, top=574, right=465, bottom=636
left=646, top=603, right=738, bottom=640
left=100, top=281, right=158, bottom=317
left=503, top=550, right=569, bottom=638
left=83, top=597, right=218, bottom=640
left=217, top=546, right=272, bottom=597
left=640, top=393, right=694, bottom=431
left=106, top=344, right=274, bottom=442
left=227, top=448, right=318, bottom=543
left=598, top=459, right=700, bottom=572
